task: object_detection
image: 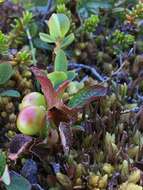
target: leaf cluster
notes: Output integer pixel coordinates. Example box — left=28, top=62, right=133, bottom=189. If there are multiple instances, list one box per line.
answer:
left=40, top=13, right=75, bottom=88
left=109, top=29, right=135, bottom=54
left=83, top=14, right=99, bottom=33
left=0, top=31, right=8, bottom=56
left=126, top=1, right=143, bottom=24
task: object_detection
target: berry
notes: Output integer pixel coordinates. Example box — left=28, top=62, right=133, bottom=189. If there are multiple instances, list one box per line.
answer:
left=17, top=106, right=46, bottom=135
left=19, top=92, right=46, bottom=110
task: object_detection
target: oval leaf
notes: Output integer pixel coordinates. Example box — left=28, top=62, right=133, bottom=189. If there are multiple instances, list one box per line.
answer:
left=0, top=90, right=20, bottom=97
left=48, top=13, right=70, bottom=39
left=66, top=70, right=77, bottom=81
left=0, top=63, right=13, bottom=85
left=39, top=33, right=55, bottom=43
left=48, top=13, right=61, bottom=40
left=68, top=85, right=107, bottom=108
left=5, top=171, right=31, bottom=190
left=61, top=33, right=74, bottom=48
left=0, top=151, right=6, bottom=177
left=47, top=71, right=67, bottom=89
left=57, top=14, right=70, bottom=37
left=1, top=165, right=10, bottom=186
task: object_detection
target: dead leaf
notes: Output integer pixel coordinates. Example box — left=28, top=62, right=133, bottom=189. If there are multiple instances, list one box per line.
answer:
left=8, top=134, right=32, bottom=161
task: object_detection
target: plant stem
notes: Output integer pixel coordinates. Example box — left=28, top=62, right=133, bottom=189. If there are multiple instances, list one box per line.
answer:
left=26, top=28, right=37, bottom=66
left=68, top=62, right=106, bottom=82
left=42, top=0, right=53, bottom=21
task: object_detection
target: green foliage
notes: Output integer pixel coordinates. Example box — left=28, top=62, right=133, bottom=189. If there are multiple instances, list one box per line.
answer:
left=12, top=0, right=47, bottom=9
left=0, top=63, right=13, bottom=85
left=0, top=152, right=10, bottom=186
left=0, top=151, right=6, bottom=177
left=47, top=71, right=77, bottom=89
left=56, top=0, right=69, bottom=4
left=84, top=14, right=99, bottom=33
left=40, top=13, right=75, bottom=88
left=1, top=165, right=10, bottom=186
left=54, top=49, right=68, bottom=71
left=0, top=90, right=20, bottom=97
left=40, top=13, right=74, bottom=47
left=61, top=33, right=74, bottom=48
left=9, top=11, right=35, bottom=47
left=110, top=29, right=135, bottom=54
left=126, top=1, right=143, bottom=23
left=77, top=0, right=111, bottom=18
left=5, top=171, right=31, bottom=190
left=12, top=50, right=32, bottom=66
left=0, top=0, right=5, bottom=3
left=47, top=71, right=67, bottom=89
left=68, top=85, right=107, bottom=108
left=0, top=63, right=20, bottom=97
left=56, top=3, right=72, bottom=19
left=0, top=31, right=9, bottom=56
left=56, top=3, right=67, bottom=13
left=48, top=13, right=70, bottom=40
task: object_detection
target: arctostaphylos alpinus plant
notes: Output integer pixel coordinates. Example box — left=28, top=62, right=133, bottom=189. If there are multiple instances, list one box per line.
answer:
left=17, top=66, right=107, bottom=153
left=39, top=13, right=76, bottom=89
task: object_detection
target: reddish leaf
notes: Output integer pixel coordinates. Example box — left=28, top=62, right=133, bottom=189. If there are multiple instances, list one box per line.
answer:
left=59, top=122, right=73, bottom=154
left=48, top=106, right=77, bottom=126
left=65, top=165, right=76, bottom=179
left=29, top=141, right=50, bottom=161
left=8, top=134, right=32, bottom=161
left=48, top=107, right=70, bottom=126
left=29, top=139, right=61, bottom=161
left=32, top=67, right=77, bottom=126
left=56, top=80, right=69, bottom=98
left=31, top=66, right=59, bottom=109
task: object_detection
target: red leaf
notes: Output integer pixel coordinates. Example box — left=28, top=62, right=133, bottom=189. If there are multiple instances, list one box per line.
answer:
left=48, top=106, right=77, bottom=126
left=32, top=67, right=77, bottom=126
left=48, top=107, right=70, bottom=126
left=56, top=80, right=69, bottom=98
left=31, top=67, right=59, bottom=109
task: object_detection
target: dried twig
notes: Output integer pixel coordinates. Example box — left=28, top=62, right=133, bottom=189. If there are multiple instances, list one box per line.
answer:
left=42, top=0, right=53, bottom=22
left=68, top=62, right=106, bottom=82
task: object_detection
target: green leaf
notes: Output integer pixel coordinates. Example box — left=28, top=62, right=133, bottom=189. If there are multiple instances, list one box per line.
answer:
left=48, top=13, right=61, bottom=40
left=54, top=49, right=68, bottom=72
left=77, top=0, right=111, bottom=18
left=5, top=171, right=31, bottom=190
left=66, top=70, right=77, bottom=81
left=68, top=85, right=107, bottom=108
left=48, top=13, right=70, bottom=39
left=1, top=165, right=10, bottom=186
left=47, top=71, right=67, bottom=89
left=33, top=38, right=53, bottom=50
left=0, top=90, right=20, bottom=97
left=57, top=14, right=70, bottom=37
left=0, top=151, right=6, bottom=177
left=39, top=32, right=55, bottom=43
left=0, top=63, right=13, bottom=85
left=61, top=33, right=74, bottom=48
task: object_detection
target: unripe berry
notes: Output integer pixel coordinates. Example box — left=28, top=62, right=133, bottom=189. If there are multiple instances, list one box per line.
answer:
left=17, top=106, right=46, bottom=135
left=19, top=92, right=46, bottom=110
